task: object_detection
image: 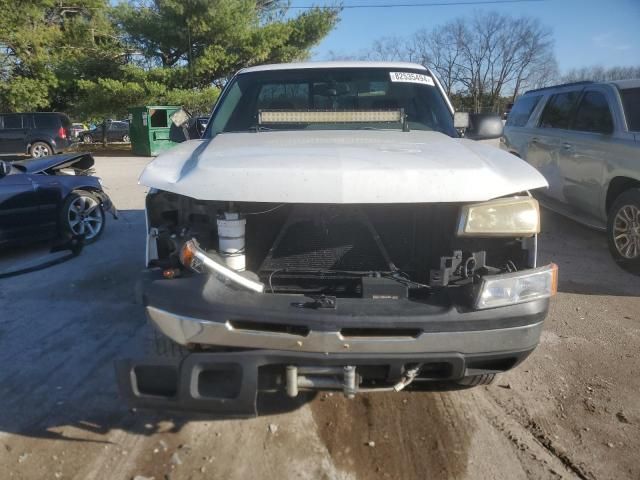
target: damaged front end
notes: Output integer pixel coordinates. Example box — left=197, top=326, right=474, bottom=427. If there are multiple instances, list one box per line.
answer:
left=143, top=191, right=550, bottom=302
left=116, top=190, right=555, bottom=416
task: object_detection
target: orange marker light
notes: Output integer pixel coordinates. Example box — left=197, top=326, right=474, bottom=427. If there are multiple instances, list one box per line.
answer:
left=162, top=268, right=180, bottom=279
left=550, top=263, right=558, bottom=296
left=179, top=240, right=196, bottom=268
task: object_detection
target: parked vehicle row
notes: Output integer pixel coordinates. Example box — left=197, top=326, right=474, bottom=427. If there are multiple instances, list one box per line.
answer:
left=0, top=112, right=134, bottom=159
left=502, top=79, right=640, bottom=273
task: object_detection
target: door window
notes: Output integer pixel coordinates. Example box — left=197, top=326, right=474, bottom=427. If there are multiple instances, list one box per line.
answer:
left=506, top=95, right=542, bottom=127
left=571, top=91, right=613, bottom=133
left=539, top=91, right=580, bottom=129
left=620, top=87, right=640, bottom=132
left=2, top=114, right=23, bottom=129
left=34, top=115, right=59, bottom=129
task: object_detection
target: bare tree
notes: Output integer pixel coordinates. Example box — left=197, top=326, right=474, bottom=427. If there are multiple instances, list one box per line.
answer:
left=505, top=18, right=558, bottom=99
left=358, top=11, right=557, bottom=112
left=365, top=36, right=408, bottom=62
left=326, top=50, right=363, bottom=61
left=562, top=65, right=640, bottom=82
left=407, top=23, right=465, bottom=97
left=452, top=12, right=555, bottom=111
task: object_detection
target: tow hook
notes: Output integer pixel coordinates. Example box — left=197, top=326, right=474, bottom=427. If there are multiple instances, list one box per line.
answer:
left=392, top=363, right=423, bottom=392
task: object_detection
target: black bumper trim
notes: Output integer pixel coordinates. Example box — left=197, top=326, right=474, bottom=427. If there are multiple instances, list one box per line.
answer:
left=116, top=348, right=533, bottom=417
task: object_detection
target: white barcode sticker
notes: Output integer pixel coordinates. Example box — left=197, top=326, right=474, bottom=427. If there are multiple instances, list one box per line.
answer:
left=389, top=72, right=435, bottom=86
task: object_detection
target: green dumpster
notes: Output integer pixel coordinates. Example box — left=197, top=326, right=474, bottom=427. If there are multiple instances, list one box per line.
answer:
left=128, top=105, right=182, bottom=156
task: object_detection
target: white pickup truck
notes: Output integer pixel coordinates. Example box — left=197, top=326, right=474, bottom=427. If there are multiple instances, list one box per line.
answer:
left=117, top=62, right=557, bottom=416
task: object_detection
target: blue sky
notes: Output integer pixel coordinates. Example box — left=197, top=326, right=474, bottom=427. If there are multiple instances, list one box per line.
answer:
left=296, top=0, right=640, bottom=73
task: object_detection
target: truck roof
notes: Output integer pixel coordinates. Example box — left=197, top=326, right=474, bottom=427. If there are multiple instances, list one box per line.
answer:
left=610, top=79, right=640, bottom=90
left=238, top=61, right=429, bottom=74
left=524, top=79, right=640, bottom=95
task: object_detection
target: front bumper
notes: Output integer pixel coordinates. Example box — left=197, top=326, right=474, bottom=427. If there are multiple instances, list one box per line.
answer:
left=140, top=269, right=548, bottom=354
left=115, top=269, right=549, bottom=415
left=116, top=347, right=535, bottom=417
left=147, top=304, right=544, bottom=355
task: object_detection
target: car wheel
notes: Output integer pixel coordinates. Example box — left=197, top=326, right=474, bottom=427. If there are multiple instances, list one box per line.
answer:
left=122, top=134, right=130, bottom=143
left=30, top=142, right=52, bottom=158
left=82, top=134, right=93, bottom=144
left=607, top=188, right=640, bottom=274
left=60, top=190, right=105, bottom=244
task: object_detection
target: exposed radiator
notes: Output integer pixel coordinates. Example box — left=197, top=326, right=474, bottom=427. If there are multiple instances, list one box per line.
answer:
left=259, top=206, right=392, bottom=273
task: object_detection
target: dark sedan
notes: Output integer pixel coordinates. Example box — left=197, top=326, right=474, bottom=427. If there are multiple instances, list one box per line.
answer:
left=79, top=121, right=130, bottom=144
left=0, top=153, right=116, bottom=247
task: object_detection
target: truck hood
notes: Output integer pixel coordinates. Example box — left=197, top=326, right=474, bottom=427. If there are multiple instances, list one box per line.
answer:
left=139, top=130, right=547, bottom=203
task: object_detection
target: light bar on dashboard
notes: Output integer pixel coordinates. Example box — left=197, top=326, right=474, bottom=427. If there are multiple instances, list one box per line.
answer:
left=258, top=109, right=403, bottom=124
left=475, top=263, right=558, bottom=310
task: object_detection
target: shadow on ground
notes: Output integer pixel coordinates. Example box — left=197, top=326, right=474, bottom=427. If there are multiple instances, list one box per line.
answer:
left=0, top=208, right=313, bottom=447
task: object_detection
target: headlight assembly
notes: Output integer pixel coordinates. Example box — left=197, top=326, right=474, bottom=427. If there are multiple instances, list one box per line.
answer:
left=179, top=239, right=264, bottom=293
left=457, top=196, right=540, bottom=237
left=475, top=263, right=558, bottom=309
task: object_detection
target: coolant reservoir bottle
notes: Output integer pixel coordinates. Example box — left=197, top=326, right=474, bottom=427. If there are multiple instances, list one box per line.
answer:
left=217, top=212, right=246, bottom=271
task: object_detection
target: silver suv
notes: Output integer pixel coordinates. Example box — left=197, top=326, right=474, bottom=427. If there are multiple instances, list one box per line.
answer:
left=501, top=80, right=640, bottom=274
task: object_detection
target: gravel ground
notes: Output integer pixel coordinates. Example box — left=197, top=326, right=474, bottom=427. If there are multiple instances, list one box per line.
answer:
left=0, top=155, right=638, bottom=480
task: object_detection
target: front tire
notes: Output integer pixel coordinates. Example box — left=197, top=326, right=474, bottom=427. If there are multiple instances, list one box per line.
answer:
left=81, top=134, right=93, bottom=144
left=607, top=188, right=640, bottom=275
left=30, top=141, right=52, bottom=158
left=457, top=373, right=497, bottom=387
left=60, top=190, right=105, bottom=244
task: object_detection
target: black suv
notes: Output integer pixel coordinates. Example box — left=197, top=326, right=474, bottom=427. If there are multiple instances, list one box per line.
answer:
left=0, top=112, right=74, bottom=158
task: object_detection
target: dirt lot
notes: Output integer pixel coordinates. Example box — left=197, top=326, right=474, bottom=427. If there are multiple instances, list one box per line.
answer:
left=0, top=155, right=638, bottom=480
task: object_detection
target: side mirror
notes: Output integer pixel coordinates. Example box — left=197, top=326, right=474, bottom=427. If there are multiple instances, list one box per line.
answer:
left=465, top=113, right=504, bottom=140
left=453, top=111, right=470, bottom=129
left=0, top=160, right=11, bottom=178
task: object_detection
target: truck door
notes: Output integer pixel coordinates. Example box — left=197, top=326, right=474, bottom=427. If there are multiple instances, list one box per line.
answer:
left=558, top=89, right=613, bottom=221
left=526, top=90, right=581, bottom=203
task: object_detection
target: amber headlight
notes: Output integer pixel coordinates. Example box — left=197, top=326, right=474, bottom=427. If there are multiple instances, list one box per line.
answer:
left=457, top=196, right=540, bottom=237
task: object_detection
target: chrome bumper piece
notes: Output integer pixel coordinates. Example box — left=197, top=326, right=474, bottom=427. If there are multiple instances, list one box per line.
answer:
left=146, top=305, right=544, bottom=355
